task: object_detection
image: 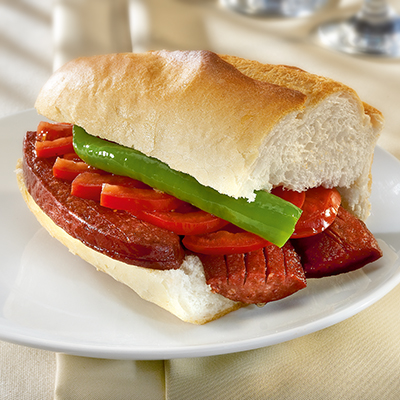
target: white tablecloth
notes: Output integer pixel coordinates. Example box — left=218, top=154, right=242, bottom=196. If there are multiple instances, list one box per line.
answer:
left=1, top=1, right=400, bottom=398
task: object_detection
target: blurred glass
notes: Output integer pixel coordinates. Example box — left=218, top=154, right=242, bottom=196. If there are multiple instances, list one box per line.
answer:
left=317, top=0, right=400, bottom=57
left=219, top=0, right=332, bottom=17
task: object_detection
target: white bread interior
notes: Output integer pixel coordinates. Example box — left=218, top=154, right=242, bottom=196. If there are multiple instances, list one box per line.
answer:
left=16, top=161, right=243, bottom=324
left=35, top=50, right=383, bottom=220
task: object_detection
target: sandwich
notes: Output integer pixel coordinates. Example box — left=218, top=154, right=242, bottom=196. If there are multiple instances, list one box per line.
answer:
left=16, top=50, right=384, bottom=324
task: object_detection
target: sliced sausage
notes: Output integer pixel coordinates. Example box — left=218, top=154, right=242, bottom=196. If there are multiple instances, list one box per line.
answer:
left=22, top=131, right=184, bottom=270
left=291, top=206, right=382, bottom=278
left=200, top=241, right=307, bottom=304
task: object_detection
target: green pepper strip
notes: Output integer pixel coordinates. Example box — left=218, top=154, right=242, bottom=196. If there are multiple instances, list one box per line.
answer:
left=73, top=126, right=302, bottom=247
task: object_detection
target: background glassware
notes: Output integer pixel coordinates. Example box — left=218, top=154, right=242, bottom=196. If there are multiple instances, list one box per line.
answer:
left=219, top=0, right=332, bottom=18
left=317, top=0, right=400, bottom=57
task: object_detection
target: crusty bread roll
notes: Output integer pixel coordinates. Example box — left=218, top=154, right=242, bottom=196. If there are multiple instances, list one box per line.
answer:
left=26, top=50, right=384, bottom=324
left=16, top=161, right=243, bottom=324
left=35, top=50, right=383, bottom=220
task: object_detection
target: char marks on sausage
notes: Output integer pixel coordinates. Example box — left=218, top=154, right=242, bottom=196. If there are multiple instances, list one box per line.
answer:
left=200, top=242, right=307, bottom=303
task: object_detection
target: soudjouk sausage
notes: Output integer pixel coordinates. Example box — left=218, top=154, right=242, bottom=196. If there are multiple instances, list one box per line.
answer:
left=199, top=242, right=307, bottom=304
left=291, top=206, right=383, bottom=278
left=23, top=131, right=185, bottom=270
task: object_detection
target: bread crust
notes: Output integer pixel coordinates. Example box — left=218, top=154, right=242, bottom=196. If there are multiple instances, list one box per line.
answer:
left=220, top=54, right=384, bottom=127
left=35, top=51, right=308, bottom=199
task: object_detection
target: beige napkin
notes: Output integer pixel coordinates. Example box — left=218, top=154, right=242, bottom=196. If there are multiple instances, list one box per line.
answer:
left=166, top=285, right=400, bottom=400
left=54, top=356, right=164, bottom=400
left=55, top=284, right=400, bottom=399
left=53, top=0, right=400, bottom=399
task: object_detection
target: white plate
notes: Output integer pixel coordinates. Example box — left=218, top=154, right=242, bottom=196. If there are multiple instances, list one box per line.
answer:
left=1, top=109, right=400, bottom=360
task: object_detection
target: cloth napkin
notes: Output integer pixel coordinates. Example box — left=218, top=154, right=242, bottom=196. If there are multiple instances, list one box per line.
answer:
left=55, top=284, right=400, bottom=400
left=52, top=0, right=400, bottom=399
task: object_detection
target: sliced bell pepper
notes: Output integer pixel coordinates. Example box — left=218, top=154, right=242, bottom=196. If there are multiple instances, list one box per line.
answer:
left=291, top=187, right=341, bottom=238
left=36, top=121, right=73, bottom=141
left=72, top=126, right=302, bottom=247
left=71, top=172, right=150, bottom=201
left=52, top=157, right=95, bottom=181
left=100, top=183, right=186, bottom=212
left=35, top=136, right=74, bottom=158
left=182, top=228, right=270, bottom=255
left=128, top=208, right=230, bottom=236
left=271, top=186, right=305, bottom=209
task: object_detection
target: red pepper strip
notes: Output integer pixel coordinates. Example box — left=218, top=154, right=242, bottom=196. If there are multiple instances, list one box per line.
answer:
left=63, top=152, right=83, bottom=162
left=36, top=121, right=73, bottom=141
left=71, top=172, right=151, bottom=202
left=35, top=136, right=74, bottom=158
left=271, top=186, right=305, bottom=209
left=182, top=227, right=271, bottom=255
left=52, top=157, right=103, bottom=181
left=129, top=208, right=230, bottom=235
left=291, top=186, right=341, bottom=238
left=100, top=183, right=186, bottom=212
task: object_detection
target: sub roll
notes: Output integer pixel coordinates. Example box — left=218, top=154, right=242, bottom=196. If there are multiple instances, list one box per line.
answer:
left=17, top=50, right=383, bottom=324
